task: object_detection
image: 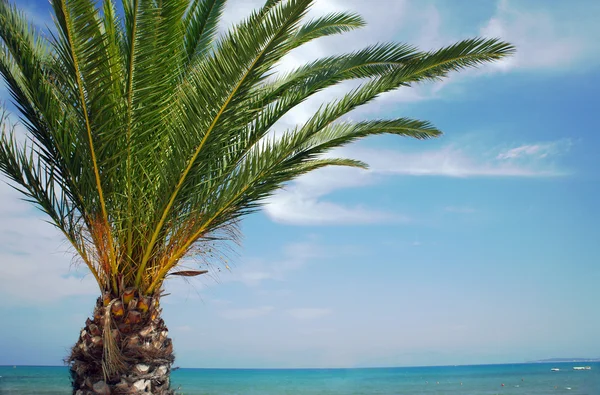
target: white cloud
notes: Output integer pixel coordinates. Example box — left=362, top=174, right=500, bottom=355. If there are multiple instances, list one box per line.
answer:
left=220, top=306, right=274, bottom=320
left=0, top=181, right=99, bottom=304
left=497, top=140, right=572, bottom=160
left=264, top=140, right=569, bottom=225
left=219, top=238, right=363, bottom=289
left=287, top=308, right=332, bottom=320
left=217, top=1, right=584, bottom=219
left=337, top=145, right=567, bottom=178
left=498, top=145, right=548, bottom=160
left=219, top=0, right=600, bottom=131
left=346, top=137, right=573, bottom=179
left=480, top=0, right=599, bottom=71
left=266, top=193, right=400, bottom=226
left=0, top=0, right=583, bottom=299
left=219, top=0, right=263, bottom=32
left=218, top=0, right=462, bottom=128
left=224, top=240, right=329, bottom=287
left=264, top=165, right=406, bottom=226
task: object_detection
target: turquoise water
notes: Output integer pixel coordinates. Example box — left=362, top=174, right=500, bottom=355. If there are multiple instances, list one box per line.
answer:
left=0, top=363, right=598, bottom=394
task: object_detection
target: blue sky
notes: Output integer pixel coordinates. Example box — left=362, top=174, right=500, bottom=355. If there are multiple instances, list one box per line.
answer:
left=1, top=0, right=599, bottom=368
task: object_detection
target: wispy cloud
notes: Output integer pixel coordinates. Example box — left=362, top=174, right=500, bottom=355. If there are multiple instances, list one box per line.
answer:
left=340, top=144, right=569, bottom=178
left=0, top=181, right=99, bottom=304
left=264, top=140, right=570, bottom=226
left=220, top=306, right=274, bottom=320
left=480, top=0, right=600, bottom=71
left=287, top=308, right=332, bottom=320
left=218, top=1, right=579, bottom=228
left=217, top=0, right=485, bottom=129
left=496, top=140, right=572, bottom=160
left=223, top=240, right=330, bottom=287
left=265, top=166, right=405, bottom=226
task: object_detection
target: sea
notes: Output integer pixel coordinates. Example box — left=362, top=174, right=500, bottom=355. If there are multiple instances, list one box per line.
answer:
left=0, top=363, right=598, bottom=394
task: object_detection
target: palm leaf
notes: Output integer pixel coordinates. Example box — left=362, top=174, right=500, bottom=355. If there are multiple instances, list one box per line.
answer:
left=183, top=0, right=226, bottom=64
left=0, top=0, right=514, bottom=296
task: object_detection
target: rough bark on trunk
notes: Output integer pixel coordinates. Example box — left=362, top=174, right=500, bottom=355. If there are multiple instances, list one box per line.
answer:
left=68, top=292, right=175, bottom=394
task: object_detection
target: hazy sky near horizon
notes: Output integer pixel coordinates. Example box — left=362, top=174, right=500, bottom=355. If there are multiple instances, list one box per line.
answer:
left=1, top=0, right=599, bottom=368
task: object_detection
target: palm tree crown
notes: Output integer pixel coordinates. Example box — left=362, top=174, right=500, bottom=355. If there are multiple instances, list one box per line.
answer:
left=0, top=0, right=514, bottom=297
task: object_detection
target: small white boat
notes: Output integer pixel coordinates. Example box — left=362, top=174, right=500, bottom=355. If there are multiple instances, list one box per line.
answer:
left=551, top=368, right=560, bottom=371
left=573, top=366, right=592, bottom=370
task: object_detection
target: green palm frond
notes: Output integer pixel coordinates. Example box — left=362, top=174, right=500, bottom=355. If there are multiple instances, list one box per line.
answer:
left=290, top=11, right=365, bottom=48
left=0, top=0, right=515, bottom=296
left=183, top=0, right=227, bottom=64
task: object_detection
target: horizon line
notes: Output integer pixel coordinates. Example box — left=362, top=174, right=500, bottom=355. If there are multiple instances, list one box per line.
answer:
left=3, top=359, right=599, bottom=370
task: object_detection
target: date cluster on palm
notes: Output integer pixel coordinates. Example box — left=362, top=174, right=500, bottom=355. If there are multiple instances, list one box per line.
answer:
left=68, top=290, right=175, bottom=394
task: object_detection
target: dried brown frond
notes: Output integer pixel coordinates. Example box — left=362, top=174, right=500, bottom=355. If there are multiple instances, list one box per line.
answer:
left=145, top=218, right=241, bottom=293
left=102, top=300, right=127, bottom=380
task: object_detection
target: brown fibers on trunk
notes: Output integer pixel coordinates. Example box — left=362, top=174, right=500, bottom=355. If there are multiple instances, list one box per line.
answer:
left=68, top=293, right=175, bottom=394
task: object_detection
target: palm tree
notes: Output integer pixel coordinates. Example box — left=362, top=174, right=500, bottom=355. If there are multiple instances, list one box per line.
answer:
left=0, top=0, right=513, bottom=393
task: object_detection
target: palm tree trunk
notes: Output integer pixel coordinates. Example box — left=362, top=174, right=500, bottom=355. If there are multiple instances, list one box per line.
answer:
left=68, top=292, right=175, bottom=394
